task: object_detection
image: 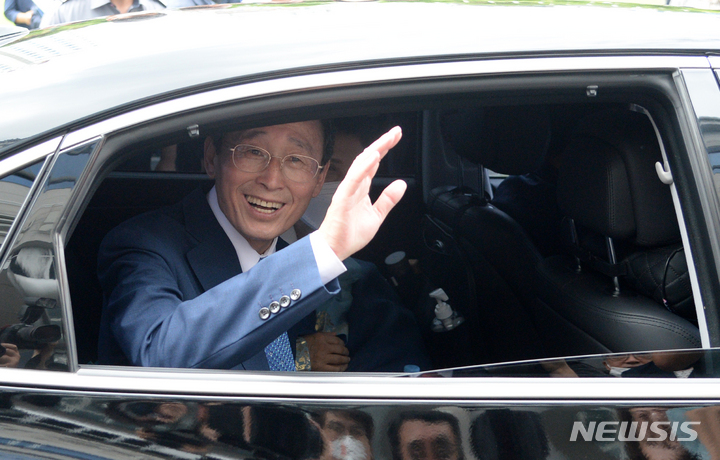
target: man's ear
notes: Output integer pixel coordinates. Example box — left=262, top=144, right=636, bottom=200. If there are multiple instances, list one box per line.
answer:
left=312, top=165, right=329, bottom=198
left=203, top=137, right=218, bottom=179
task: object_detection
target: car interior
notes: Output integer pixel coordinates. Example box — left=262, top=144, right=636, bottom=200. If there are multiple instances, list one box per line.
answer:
left=62, top=73, right=704, bottom=372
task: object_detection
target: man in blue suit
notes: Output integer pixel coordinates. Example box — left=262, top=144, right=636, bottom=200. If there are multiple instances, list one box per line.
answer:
left=98, top=121, right=429, bottom=372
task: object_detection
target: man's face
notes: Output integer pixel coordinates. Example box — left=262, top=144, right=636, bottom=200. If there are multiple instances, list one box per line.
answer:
left=323, top=411, right=373, bottom=460
left=204, top=121, right=327, bottom=253
left=397, top=420, right=460, bottom=460
left=629, top=408, right=689, bottom=459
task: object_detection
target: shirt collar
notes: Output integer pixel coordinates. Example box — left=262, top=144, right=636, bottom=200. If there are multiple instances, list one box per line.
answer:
left=207, top=186, right=277, bottom=272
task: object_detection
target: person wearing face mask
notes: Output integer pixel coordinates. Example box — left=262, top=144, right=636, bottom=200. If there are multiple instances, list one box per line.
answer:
left=278, top=128, right=373, bottom=370
left=603, top=351, right=702, bottom=378
left=603, top=353, right=654, bottom=377
left=313, top=409, right=374, bottom=460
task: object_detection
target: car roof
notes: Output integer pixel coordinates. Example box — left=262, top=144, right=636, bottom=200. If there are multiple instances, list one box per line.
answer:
left=1, top=0, right=719, bottom=156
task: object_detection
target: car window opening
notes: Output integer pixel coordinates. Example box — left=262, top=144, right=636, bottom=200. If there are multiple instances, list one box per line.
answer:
left=60, top=97, right=702, bottom=377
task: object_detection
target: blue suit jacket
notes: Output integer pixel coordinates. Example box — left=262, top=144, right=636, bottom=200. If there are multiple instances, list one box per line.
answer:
left=98, top=188, right=430, bottom=371
left=98, top=188, right=341, bottom=369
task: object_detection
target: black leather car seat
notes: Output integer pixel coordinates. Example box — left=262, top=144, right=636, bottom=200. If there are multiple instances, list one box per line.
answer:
left=534, top=108, right=700, bottom=355
left=421, top=106, right=554, bottom=363
left=423, top=105, right=699, bottom=363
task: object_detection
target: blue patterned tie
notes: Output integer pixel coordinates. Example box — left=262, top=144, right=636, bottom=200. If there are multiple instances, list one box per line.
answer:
left=265, top=331, right=296, bottom=372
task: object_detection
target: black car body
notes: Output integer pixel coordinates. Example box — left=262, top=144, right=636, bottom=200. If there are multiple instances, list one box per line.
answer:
left=2, top=1, right=720, bottom=458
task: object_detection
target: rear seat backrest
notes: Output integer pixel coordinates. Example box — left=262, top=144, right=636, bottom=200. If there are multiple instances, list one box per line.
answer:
left=555, top=107, right=693, bottom=315
left=421, top=106, right=555, bottom=363
left=539, top=107, right=700, bottom=353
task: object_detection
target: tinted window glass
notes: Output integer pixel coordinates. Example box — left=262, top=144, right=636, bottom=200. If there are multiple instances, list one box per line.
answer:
left=1, top=141, right=95, bottom=371
left=0, top=160, right=43, bottom=249
left=685, top=70, right=720, bottom=197
left=113, top=113, right=419, bottom=177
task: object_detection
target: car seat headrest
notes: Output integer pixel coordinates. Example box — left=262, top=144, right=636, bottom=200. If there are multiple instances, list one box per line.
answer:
left=557, top=108, right=680, bottom=246
left=440, top=106, right=551, bottom=175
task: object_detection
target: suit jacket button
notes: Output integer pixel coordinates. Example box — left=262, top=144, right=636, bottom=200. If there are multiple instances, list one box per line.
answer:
left=269, top=301, right=281, bottom=314
left=290, top=289, right=301, bottom=301
left=279, top=295, right=291, bottom=308
left=259, top=307, right=271, bottom=320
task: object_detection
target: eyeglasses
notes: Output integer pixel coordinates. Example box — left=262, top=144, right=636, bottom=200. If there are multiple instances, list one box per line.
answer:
left=230, top=144, right=323, bottom=184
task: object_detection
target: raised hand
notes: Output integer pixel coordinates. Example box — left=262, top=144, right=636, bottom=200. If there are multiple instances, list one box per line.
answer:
left=317, top=126, right=406, bottom=261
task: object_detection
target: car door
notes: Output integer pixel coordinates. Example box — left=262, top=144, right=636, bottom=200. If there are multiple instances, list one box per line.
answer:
left=2, top=53, right=720, bottom=460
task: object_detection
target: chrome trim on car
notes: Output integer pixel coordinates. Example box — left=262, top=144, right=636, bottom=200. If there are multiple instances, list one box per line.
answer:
left=60, top=56, right=709, bottom=150
left=675, top=69, right=720, bottom=346
left=0, top=152, right=53, bottom=266
left=2, top=138, right=99, bottom=372
left=0, top=137, right=60, bottom=177
left=0, top=367, right=717, bottom=400
left=631, top=103, right=711, bottom=347
left=36, top=55, right=717, bottom=395
left=55, top=230, right=77, bottom=373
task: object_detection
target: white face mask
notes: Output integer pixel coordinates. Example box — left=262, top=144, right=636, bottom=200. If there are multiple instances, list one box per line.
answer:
left=331, top=435, right=370, bottom=460
left=607, top=366, right=632, bottom=377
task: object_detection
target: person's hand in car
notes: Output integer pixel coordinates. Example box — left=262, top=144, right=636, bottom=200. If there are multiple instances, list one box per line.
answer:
left=302, top=332, right=351, bottom=372
left=0, top=343, right=20, bottom=368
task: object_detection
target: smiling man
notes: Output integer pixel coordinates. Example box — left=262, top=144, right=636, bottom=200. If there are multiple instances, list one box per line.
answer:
left=97, top=120, right=429, bottom=372
left=207, top=122, right=332, bottom=254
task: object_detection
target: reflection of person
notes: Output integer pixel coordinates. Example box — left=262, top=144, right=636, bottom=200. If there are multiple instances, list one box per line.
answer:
left=41, top=0, right=165, bottom=27
left=685, top=406, right=720, bottom=460
left=4, top=0, right=42, bottom=29
left=313, top=409, right=374, bottom=460
left=4, top=246, right=64, bottom=369
left=106, top=401, right=219, bottom=453
left=603, top=353, right=654, bottom=376
left=605, top=351, right=702, bottom=378
left=388, top=410, right=464, bottom=460
left=0, top=343, right=19, bottom=368
left=540, top=359, right=581, bottom=377
left=239, top=405, right=325, bottom=459
left=98, top=121, right=429, bottom=372
left=620, top=407, right=700, bottom=460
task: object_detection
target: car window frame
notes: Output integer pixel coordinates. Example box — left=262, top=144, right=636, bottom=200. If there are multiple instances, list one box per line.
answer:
left=12, top=54, right=718, bottom=398
left=0, top=137, right=61, bottom=262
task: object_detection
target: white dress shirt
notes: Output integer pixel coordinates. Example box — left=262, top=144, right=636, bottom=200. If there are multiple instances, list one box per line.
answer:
left=207, top=186, right=346, bottom=283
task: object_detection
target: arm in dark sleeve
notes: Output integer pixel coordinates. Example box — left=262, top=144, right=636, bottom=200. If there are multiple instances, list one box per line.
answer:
left=345, top=259, right=431, bottom=372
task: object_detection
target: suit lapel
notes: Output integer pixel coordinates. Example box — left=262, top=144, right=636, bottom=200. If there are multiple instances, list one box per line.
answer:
left=181, top=196, right=303, bottom=371
left=183, top=188, right=242, bottom=292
